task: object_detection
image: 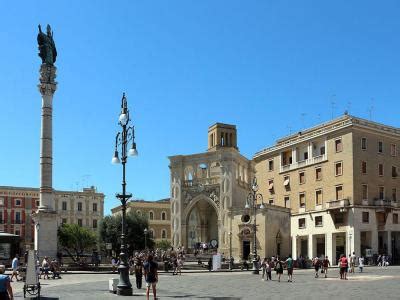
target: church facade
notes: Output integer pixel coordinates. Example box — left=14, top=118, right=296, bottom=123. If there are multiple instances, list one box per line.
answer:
left=169, top=123, right=291, bottom=260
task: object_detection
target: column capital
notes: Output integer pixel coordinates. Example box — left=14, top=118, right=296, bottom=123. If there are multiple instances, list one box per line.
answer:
left=38, top=63, right=57, bottom=96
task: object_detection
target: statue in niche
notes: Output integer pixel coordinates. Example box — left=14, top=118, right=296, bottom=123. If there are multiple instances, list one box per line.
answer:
left=37, top=24, right=57, bottom=65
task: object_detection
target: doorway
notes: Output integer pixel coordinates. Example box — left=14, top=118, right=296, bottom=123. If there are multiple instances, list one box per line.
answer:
left=242, top=241, right=250, bottom=260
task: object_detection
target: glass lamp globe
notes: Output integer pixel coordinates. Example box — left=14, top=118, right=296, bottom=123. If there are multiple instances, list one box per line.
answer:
left=119, top=113, right=128, bottom=125
left=111, top=151, right=120, bottom=164
left=244, top=202, right=250, bottom=209
left=260, top=203, right=265, bottom=209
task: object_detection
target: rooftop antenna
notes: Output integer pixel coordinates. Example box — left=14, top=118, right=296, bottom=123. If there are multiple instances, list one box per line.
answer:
left=300, top=113, right=307, bottom=129
left=346, top=101, right=352, bottom=115
left=367, top=98, right=374, bottom=120
left=331, top=94, right=336, bottom=119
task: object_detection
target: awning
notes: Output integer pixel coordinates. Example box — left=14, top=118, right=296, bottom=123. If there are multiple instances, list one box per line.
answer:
left=284, top=178, right=290, bottom=186
left=268, top=182, right=274, bottom=190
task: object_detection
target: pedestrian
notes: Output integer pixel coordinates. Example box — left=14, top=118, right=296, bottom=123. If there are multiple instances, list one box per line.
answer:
left=134, top=256, right=143, bottom=289
left=41, top=256, right=50, bottom=279
left=358, top=256, right=364, bottom=273
left=265, top=259, right=272, bottom=281
left=274, top=257, right=284, bottom=282
left=208, top=257, right=212, bottom=271
left=313, top=257, right=321, bottom=278
left=261, top=258, right=267, bottom=281
left=10, top=255, right=19, bottom=282
left=322, top=256, right=330, bottom=278
left=0, top=265, right=13, bottom=300
left=339, top=254, right=348, bottom=280
left=143, top=254, right=158, bottom=300
left=350, top=252, right=356, bottom=273
left=285, top=254, right=294, bottom=282
left=111, top=257, right=118, bottom=273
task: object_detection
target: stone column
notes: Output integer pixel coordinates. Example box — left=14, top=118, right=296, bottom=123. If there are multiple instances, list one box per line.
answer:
left=292, top=236, right=298, bottom=259
left=326, top=233, right=334, bottom=262
left=308, top=234, right=314, bottom=258
left=387, top=230, right=392, bottom=256
left=33, top=64, right=58, bottom=259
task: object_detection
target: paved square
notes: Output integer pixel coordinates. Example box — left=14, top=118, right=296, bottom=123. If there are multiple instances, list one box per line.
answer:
left=12, top=267, right=400, bottom=299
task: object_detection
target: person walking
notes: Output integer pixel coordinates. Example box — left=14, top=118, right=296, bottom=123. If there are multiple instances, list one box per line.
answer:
left=10, top=255, right=19, bottom=282
left=339, top=254, right=348, bottom=280
left=266, top=259, right=272, bottom=281
left=261, top=258, right=267, bottom=281
left=313, top=257, right=321, bottom=278
left=350, top=252, right=356, bottom=273
left=275, top=257, right=284, bottom=282
left=358, top=256, right=365, bottom=273
left=285, top=255, right=294, bottom=282
left=0, top=265, right=13, bottom=300
left=143, top=254, right=158, bottom=300
left=134, top=256, right=143, bottom=289
left=41, top=256, right=50, bottom=280
left=322, top=256, right=330, bottom=278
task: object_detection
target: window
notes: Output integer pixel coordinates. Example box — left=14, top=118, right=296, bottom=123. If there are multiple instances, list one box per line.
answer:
left=93, top=219, right=98, bottom=229
left=315, top=190, right=323, bottom=206
left=298, top=218, right=306, bottom=229
left=299, top=193, right=306, bottom=208
left=77, top=219, right=83, bottom=227
left=392, top=166, right=397, bottom=178
left=335, top=138, right=342, bottom=152
left=362, top=184, right=368, bottom=200
left=77, top=202, right=82, bottom=211
left=15, top=199, right=21, bottom=206
left=336, top=185, right=343, bottom=200
left=379, top=164, right=384, bottom=176
left=335, top=162, right=343, bottom=176
left=393, top=213, right=399, bottom=224
left=149, top=211, right=154, bottom=220
left=315, top=167, right=322, bottom=181
left=378, top=141, right=383, bottom=153
left=161, top=212, right=166, bottom=220
left=268, top=199, right=274, bottom=205
left=15, top=230, right=20, bottom=236
left=268, top=180, right=274, bottom=192
left=162, top=230, right=167, bottom=239
left=93, top=203, right=98, bottom=212
left=0, top=198, right=4, bottom=206
left=393, top=188, right=397, bottom=202
left=36, top=200, right=40, bottom=207
left=15, top=212, right=21, bottom=224
left=284, top=196, right=290, bottom=208
left=149, top=230, right=154, bottom=238
left=62, top=218, right=67, bottom=224
left=268, top=160, right=274, bottom=171
left=361, top=137, right=367, bottom=150
left=303, top=152, right=308, bottom=160
left=391, top=144, right=397, bottom=156
left=361, top=161, right=367, bottom=174
left=62, top=201, right=67, bottom=211
left=362, top=212, right=369, bottom=223
left=320, top=146, right=326, bottom=155
left=379, top=186, right=385, bottom=200
left=283, top=176, right=290, bottom=188
left=299, top=172, right=305, bottom=184
left=315, top=216, right=323, bottom=227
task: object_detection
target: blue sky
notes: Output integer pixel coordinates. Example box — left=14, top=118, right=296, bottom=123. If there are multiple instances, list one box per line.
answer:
left=1, top=1, right=400, bottom=215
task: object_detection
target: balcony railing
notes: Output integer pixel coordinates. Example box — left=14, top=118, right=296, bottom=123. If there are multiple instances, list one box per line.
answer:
left=183, top=177, right=219, bottom=187
left=374, top=199, right=391, bottom=206
left=280, top=154, right=327, bottom=173
left=327, top=198, right=350, bottom=209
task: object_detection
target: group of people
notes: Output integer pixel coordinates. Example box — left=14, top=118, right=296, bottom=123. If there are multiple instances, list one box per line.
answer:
left=259, top=255, right=294, bottom=282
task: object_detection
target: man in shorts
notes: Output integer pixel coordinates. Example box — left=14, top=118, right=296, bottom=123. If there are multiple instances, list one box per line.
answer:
left=11, top=254, right=19, bottom=282
left=285, top=254, right=294, bottom=282
left=143, top=254, right=158, bottom=300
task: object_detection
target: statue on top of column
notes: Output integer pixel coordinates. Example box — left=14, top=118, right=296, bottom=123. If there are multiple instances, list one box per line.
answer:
left=37, top=24, right=57, bottom=65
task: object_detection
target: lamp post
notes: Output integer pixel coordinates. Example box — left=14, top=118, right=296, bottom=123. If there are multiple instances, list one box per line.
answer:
left=228, top=231, right=233, bottom=270
left=244, top=177, right=265, bottom=275
left=144, top=228, right=148, bottom=250
left=349, top=232, right=353, bottom=255
left=111, top=93, right=138, bottom=296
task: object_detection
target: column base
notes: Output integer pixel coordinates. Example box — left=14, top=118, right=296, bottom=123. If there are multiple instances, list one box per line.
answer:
left=32, top=210, right=58, bottom=259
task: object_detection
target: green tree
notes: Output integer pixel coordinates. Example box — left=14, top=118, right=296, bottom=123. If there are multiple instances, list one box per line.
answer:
left=57, top=223, right=97, bottom=263
left=155, top=240, right=172, bottom=251
left=99, top=211, right=154, bottom=255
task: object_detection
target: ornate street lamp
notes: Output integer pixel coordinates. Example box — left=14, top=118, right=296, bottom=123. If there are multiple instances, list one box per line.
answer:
left=144, top=228, right=148, bottom=249
left=244, top=177, right=265, bottom=275
left=111, top=93, right=138, bottom=296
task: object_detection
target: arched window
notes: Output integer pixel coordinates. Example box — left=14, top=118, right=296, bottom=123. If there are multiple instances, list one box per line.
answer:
left=162, top=229, right=167, bottom=239
left=161, top=212, right=166, bottom=220
left=149, top=211, right=154, bottom=220
left=149, top=229, right=154, bottom=239
left=136, top=210, right=142, bottom=216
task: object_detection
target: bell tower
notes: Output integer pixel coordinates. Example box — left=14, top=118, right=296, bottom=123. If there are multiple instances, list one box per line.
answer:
left=207, top=123, right=238, bottom=151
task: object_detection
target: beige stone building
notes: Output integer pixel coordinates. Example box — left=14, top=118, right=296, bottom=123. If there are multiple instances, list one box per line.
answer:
left=0, top=186, right=104, bottom=251
left=169, top=123, right=291, bottom=260
left=111, top=199, right=171, bottom=242
left=254, top=114, right=400, bottom=263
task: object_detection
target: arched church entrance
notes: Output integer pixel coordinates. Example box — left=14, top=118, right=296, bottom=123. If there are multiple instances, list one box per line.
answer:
left=186, top=197, right=218, bottom=249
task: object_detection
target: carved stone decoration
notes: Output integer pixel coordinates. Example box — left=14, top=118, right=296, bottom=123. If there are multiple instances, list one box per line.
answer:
left=182, top=185, right=220, bottom=208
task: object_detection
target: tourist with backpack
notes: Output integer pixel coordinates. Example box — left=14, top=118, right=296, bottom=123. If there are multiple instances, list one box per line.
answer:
left=285, top=254, right=294, bottom=282
left=322, top=256, right=330, bottom=278
left=143, top=254, right=158, bottom=300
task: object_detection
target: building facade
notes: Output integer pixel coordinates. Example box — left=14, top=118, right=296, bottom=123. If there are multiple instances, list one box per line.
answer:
left=254, top=114, right=400, bottom=263
left=169, top=123, right=291, bottom=260
left=0, top=186, right=104, bottom=251
left=111, top=199, right=171, bottom=243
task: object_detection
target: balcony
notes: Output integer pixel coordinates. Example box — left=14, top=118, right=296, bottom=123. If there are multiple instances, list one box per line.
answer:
left=327, top=198, right=350, bottom=212
left=374, top=199, right=391, bottom=207
left=280, top=154, right=327, bottom=173
left=183, top=177, right=219, bottom=188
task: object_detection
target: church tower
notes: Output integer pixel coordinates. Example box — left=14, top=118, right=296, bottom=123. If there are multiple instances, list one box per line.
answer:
left=207, top=123, right=238, bottom=151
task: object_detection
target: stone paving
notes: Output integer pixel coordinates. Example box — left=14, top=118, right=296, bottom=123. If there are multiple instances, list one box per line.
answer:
left=12, top=266, right=400, bottom=300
